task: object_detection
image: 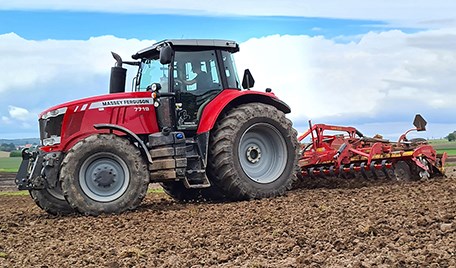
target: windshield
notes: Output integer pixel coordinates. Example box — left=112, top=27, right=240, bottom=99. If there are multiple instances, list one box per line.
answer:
left=136, top=59, right=169, bottom=92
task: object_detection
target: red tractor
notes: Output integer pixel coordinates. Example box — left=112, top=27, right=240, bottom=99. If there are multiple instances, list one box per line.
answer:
left=16, top=39, right=299, bottom=215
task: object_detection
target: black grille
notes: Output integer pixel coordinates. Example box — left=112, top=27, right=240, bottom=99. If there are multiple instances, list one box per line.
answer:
left=39, top=114, right=64, bottom=141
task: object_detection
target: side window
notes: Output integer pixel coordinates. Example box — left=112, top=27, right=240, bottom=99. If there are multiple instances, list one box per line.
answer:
left=173, top=51, right=222, bottom=93
left=222, top=51, right=240, bottom=89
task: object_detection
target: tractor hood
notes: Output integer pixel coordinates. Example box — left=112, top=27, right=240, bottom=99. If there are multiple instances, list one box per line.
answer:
left=39, top=92, right=153, bottom=119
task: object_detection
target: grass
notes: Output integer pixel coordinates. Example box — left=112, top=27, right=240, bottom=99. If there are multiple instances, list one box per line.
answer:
left=147, top=187, right=164, bottom=194
left=0, top=157, right=21, bottom=172
left=437, top=149, right=456, bottom=156
left=429, top=140, right=456, bottom=156
left=0, top=191, right=29, bottom=196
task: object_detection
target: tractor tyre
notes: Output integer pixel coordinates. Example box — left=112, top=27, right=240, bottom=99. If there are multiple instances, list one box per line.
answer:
left=161, top=181, right=227, bottom=202
left=29, top=182, right=75, bottom=216
left=60, top=134, right=149, bottom=216
left=208, top=103, right=299, bottom=200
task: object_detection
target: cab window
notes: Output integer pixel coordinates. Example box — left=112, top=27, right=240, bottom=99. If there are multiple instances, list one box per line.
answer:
left=137, top=59, right=169, bottom=92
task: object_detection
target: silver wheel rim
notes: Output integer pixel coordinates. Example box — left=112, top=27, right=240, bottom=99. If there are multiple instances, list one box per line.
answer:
left=238, top=123, right=287, bottom=184
left=79, top=152, right=130, bottom=202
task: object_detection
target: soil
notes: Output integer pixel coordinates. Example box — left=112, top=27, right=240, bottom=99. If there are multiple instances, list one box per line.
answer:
left=0, top=169, right=455, bottom=268
left=0, top=173, right=16, bottom=191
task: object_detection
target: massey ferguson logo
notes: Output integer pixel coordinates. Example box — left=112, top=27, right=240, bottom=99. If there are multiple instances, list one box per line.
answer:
left=89, top=98, right=154, bottom=109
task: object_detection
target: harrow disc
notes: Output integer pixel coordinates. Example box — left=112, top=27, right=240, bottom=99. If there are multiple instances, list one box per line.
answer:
left=417, top=157, right=431, bottom=180
left=393, top=161, right=412, bottom=181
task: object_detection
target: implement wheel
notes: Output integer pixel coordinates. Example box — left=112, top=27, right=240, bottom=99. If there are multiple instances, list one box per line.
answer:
left=208, top=103, right=298, bottom=200
left=61, top=134, right=149, bottom=216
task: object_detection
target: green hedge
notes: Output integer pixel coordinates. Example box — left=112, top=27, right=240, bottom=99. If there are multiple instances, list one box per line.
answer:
left=9, top=150, right=22, bottom=157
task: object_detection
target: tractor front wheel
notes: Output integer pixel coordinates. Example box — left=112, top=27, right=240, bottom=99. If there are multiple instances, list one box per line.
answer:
left=208, top=103, right=298, bottom=200
left=60, top=134, right=149, bottom=216
left=29, top=181, right=74, bottom=215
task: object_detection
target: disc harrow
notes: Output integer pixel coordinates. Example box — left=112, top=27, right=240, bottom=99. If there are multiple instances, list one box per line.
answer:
left=298, top=114, right=447, bottom=181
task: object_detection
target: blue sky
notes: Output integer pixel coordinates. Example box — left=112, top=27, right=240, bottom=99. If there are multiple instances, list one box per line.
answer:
left=0, top=1, right=455, bottom=140
left=0, top=11, right=390, bottom=41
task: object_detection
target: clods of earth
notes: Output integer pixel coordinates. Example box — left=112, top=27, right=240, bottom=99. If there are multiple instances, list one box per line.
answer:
left=1, top=169, right=455, bottom=267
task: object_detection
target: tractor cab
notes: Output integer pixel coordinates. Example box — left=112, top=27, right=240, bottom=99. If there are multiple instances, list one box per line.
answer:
left=126, top=39, right=244, bottom=133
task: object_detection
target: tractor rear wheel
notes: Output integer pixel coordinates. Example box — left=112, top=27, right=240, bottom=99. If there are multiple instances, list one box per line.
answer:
left=60, top=134, right=149, bottom=216
left=29, top=182, right=74, bottom=215
left=208, top=103, right=298, bottom=200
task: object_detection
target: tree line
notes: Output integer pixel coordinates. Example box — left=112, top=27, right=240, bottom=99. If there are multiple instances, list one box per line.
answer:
left=0, top=143, right=16, bottom=152
left=447, top=131, right=456, bottom=142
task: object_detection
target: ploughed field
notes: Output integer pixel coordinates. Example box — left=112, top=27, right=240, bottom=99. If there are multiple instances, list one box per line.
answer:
left=0, top=168, right=455, bottom=267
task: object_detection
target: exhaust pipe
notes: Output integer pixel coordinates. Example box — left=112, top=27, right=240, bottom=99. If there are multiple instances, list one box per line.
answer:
left=109, top=52, right=126, bottom=94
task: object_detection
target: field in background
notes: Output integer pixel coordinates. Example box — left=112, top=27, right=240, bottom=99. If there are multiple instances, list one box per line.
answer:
left=428, top=140, right=456, bottom=155
left=0, top=157, right=20, bottom=172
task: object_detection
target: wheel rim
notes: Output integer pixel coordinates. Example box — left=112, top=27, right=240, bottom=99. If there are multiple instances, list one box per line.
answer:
left=238, top=123, right=287, bottom=184
left=79, top=152, right=130, bottom=202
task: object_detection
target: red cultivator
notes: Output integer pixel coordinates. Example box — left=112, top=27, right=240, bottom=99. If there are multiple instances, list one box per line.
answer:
left=298, top=115, right=447, bottom=181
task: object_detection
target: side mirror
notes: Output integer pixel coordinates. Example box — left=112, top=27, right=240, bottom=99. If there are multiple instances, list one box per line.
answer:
left=413, top=114, right=427, bottom=131
left=160, top=46, right=173, bottom=65
left=242, top=69, right=255, bottom=89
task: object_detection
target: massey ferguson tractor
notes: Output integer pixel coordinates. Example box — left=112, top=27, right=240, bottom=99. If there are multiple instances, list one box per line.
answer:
left=16, top=39, right=299, bottom=215
left=15, top=39, right=446, bottom=216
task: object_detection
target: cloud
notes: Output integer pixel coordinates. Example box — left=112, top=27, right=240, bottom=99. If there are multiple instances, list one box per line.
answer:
left=1, top=29, right=456, bottom=139
left=0, top=33, right=152, bottom=93
left=0, top=33, right=153, bottom=137
left=234, top=31, right=456, bottom=138
left=0, top=1, right=455, bottom=28
left=1, top=116, right=10, bottom=124
left=8, top=106, right=31, bottom=121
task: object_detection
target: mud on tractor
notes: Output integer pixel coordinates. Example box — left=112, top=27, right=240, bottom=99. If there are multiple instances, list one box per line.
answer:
left=15, top=39, right=446, bottom=216
left=16, top=39, right=298, bottom=215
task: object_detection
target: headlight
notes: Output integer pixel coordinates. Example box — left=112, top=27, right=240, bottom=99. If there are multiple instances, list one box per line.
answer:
left=42, top=136, right=61, bottom=146
left=41, top=107, right=67, bottom=120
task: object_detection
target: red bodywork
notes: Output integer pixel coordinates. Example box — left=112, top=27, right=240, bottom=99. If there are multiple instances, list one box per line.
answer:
left=197, top=89, right=286, bottom=134
left=40, top=91, right=159, bottom=153
left=40, top=89, right=285, bottom=153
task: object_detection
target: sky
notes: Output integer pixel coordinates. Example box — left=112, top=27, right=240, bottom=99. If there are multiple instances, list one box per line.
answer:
left=0, top=1, right=455, bottom=140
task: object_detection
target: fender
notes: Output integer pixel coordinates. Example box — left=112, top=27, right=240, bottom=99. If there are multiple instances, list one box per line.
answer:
left=94, top=124, right=153, bottom=164
left=197, top=89, right=291, bottom=134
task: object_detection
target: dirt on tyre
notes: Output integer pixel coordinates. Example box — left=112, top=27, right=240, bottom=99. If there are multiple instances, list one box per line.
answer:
left=29, top=182, right=75, bottom=216
left=208, top=103, right=299, bottom=200
left=60, top=134, right=149, bottom=216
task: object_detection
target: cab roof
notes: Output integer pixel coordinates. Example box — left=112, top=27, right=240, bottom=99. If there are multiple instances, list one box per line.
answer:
left=132, top=39, right=239, bottom=60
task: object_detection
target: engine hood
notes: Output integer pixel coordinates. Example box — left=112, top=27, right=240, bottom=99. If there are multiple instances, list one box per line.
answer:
left=39, top=92, right=153, bottom=119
